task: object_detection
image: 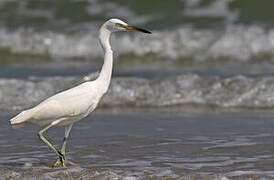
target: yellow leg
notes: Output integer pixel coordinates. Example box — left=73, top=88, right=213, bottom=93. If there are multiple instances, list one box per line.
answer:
left=53, top=156, right=65, bottom=167
left=38, top=120, right=66, bottom=167
left=53, top=124, right=73, bottom=167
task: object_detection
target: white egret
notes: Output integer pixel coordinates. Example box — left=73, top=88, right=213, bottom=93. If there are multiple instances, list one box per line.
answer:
left=10, top=18, right=151, bottom=167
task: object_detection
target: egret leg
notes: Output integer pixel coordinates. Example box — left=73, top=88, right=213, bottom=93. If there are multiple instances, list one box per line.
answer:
left=37, top=120, right=65, bottom=167
left=53, top=124, right=73, bottom=167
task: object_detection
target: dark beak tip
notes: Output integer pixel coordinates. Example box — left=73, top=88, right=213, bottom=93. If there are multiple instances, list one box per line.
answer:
left=131, top=26, right=151, bottom=34
left=140, top=28, right=151, bottom=34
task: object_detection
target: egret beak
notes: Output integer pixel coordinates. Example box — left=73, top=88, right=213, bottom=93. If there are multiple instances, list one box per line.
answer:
left=124, top=25, right=151, bottom=34
left=116, top=23, right=151, bottom=34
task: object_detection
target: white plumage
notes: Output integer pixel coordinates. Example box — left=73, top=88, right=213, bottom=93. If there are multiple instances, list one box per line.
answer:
left=11, top=81, right=100, bottom=127
left=9, top=18, right=151, bottom=167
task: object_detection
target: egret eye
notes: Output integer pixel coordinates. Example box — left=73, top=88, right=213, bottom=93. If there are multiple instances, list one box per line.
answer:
left=116, top=23, right=123, bottom=28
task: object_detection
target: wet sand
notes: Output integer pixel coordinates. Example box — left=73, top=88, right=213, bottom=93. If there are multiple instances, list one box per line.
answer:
left=1, top=109, right=274, bottom=179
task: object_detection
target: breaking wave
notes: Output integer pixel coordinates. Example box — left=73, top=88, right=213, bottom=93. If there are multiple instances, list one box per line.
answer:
left=1, top=25, right=274, bottom=64
left=2, top=74, right=274, bottom=112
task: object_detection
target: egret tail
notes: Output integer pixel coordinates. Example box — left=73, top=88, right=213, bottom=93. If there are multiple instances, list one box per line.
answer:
left=10, top=109, right=33, bottom=125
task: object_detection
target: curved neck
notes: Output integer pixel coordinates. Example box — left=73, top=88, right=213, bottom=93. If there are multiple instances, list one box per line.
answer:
left=97, top=25, right=113, bottom=93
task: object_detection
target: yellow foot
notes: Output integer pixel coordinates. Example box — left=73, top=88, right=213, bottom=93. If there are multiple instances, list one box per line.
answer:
left=52, top=153, right=66, bottom=168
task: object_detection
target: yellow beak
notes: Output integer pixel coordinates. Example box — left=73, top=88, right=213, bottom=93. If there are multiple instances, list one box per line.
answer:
left=124, top=25, right=151, bottom=34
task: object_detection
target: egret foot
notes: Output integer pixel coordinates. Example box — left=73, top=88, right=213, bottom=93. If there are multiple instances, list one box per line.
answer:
left=52, top=152, right=66, bottom=167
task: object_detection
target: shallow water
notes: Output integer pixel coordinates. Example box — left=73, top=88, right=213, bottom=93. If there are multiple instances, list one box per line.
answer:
left=1, top=110, right=274, bottom=179
left=2, top=0, right=274, bottom=179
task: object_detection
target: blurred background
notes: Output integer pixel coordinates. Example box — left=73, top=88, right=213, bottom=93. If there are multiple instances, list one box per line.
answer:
left=3, top=1, right=274, bottom=179
left=1, top=0, right=274, bottom=112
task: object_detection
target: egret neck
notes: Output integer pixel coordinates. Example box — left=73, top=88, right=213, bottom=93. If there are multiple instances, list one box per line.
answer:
left=97, top=25, right=113, bottom=94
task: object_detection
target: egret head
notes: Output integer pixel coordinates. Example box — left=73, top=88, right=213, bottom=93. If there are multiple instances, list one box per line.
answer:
left=104, top=18, right=151, bottom=34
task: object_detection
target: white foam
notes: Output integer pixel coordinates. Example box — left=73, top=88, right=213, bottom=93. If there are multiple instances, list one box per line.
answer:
left=226, top=170, right=274, bottom=178
left=1, top=25, right=274, bottom=63
left=4, top=74, right=274, bottom=111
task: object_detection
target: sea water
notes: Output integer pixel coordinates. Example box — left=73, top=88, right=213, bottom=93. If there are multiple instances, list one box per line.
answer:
left=1, top=0, right=274, bottom=179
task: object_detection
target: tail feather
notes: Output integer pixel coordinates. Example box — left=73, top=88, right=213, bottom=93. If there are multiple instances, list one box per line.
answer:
left=10, top=110, right=33, bottom=125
